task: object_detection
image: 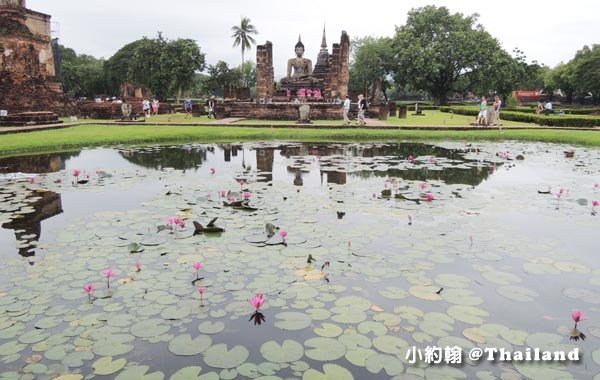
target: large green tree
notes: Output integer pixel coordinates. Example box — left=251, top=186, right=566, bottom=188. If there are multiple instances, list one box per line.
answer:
left=127, top=33, right=205, bottom=99
left=103, top=40, right=145, bottom=96
left=570, top=44, right=600, bottom=104
left=59, top=45, right=106, bottom=98
left=231, top=17, right=258, bottom=68
left=349, top=36, right=394, bottom=99
left=391, top=6, right=507, bottom=105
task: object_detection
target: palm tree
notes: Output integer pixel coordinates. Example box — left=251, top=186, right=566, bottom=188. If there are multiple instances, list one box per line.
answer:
left=231, top=16, right=258, bottom=68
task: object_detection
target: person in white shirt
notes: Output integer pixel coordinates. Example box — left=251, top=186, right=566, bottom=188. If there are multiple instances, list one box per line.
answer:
left=343, top=95, right=351, bottom=125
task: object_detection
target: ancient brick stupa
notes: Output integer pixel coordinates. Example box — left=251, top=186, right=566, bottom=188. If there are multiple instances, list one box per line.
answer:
left=0, top=0, right=68, bottom=123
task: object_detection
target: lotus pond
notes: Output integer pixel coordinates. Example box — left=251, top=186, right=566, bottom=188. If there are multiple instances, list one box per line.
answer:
left=0, top=141, right=599, bottom=380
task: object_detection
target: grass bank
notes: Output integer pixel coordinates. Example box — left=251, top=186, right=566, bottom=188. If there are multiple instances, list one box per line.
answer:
left=1, top=124, right=600, bottom=157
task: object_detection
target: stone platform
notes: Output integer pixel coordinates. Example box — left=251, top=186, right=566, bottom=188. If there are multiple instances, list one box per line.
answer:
left=219, top=102, right=343, bottom=120
left=0, top=111, right=61, bottom=126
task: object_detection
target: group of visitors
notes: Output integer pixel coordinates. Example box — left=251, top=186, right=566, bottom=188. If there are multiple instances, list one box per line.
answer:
left=477, top=95, right=502, bottom=127
left=342, top=94, right=369, bottom=126
left=182, top=96, right=216, bottom=118
left=536, top=100, right=553, bottom=115
left=142, top=98, right=160, bottom=116
left=287, top=87, right=322, bottom=102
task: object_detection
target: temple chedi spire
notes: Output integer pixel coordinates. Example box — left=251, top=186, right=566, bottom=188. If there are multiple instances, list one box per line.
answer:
left=315, top=24, right=329, bottom=69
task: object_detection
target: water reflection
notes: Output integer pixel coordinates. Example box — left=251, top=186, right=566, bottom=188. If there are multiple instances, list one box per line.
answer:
left=1, top=189, right=62, bottom=262
left=119, top=146, right=211, bottom=171
left=0, top=152, right=77, bottom=174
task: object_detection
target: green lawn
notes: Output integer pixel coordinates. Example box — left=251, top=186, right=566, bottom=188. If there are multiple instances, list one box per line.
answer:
left=1, top=124, right=600, bottom=158
left=385, top=110, right=535, bottom=126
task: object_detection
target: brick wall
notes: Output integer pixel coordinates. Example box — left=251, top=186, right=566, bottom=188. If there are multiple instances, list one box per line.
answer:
left=219, top=102, right=343, bottom=120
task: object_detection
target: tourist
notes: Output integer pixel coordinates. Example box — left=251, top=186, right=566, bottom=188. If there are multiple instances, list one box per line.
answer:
left=285, top=88, right=291, bottom=100
left=207, top=96, right=216, bottom=119
left=183, top=96, right=192, bottom=117
left=343, top=95, right=351, bottom=125
left=536, top=101, right=544, bottom=114
left=306, top=88, right=313, bottom=101
left=298, top=88, right=306, bottom=102
left=357, top=94, right=367, bottom=126
left=314, top=89, right=322, bottom=101
left=142, top=98, right=151, bottom=116
left=544, top=101, right=553, bottom=116
left=492, top=95, right=502, bottom=127
left=151, top=99, right=160, bottom=116
left=477, top=96, right=487, bottom=125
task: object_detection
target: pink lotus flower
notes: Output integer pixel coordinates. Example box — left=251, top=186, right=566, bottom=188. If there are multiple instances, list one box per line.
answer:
left=571, top=309, right=587, bottom=324
left=167, top=216, right=185, bottom=229
left=193, top=262, right=203, bottom=279
left=425, top=193, right=435, bottom=202
left=420, top=183, right=428, bottom=190
left=592, top=200, right=599, bottom=207
left=237, top=179, right=246, bottom=188
left=219, top=190, right=227, bottom=198
left=83, top=283, right=94, bottom=299
left=73, top=169, right=81, bottom=178
left=103, top=268, right=115, bottom=288
left=135, top=259, right=141, bottom=272
left=228, top=195, right=238, bottom=202
left=279, top=230, right=288, bottom=239
left=250, top=293, right=265, bottom=310
left=198, top=287, right=206, bottom=301
left=243, top=192, right=252, bottom=200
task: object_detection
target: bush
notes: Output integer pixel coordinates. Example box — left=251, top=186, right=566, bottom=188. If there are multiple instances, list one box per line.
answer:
left=440, top=106, right=600, bottom=128
left=506, top=96, right=518, bottom=108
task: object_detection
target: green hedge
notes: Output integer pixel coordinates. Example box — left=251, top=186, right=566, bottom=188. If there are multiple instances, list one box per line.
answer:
left=440, top=107, right=600, bottom=128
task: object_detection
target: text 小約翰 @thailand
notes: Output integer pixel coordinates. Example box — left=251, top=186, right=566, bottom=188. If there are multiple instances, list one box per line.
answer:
left=405, top=346, right=581, bottom=364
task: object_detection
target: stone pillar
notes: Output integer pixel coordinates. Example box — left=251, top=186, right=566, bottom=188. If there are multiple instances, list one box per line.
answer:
left=372, top=78, right=382, bottom=105
left=338, top=31, right=350, bottom=99
left=256, top=41, right=274, bottom=101
left=330, top=43, right=340, bottom=99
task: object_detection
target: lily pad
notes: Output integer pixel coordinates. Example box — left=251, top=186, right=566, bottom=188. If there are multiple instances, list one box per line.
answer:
left=304, top=338, right=346, bottom=361
left=302, top=364, right=353, bottom=380
left=93, top=356, right=127, bottom=375
left=274, top=312, right=312, bottom=331
left=203, top=344, right=249, bottom=369
left=168, top=334, right=212, bottom=356
left=260, top=340, right=304, bottom=363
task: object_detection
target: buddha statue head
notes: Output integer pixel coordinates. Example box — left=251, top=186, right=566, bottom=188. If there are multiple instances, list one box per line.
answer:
left=294, top=38, right=305, bottom=58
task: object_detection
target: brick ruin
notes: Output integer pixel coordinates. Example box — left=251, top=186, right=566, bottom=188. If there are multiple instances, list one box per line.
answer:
left=226, top=30, right=350, bottom=121
left=256, top=29, right=350, bottom=101
left=0, top=0, right=71, bottom=117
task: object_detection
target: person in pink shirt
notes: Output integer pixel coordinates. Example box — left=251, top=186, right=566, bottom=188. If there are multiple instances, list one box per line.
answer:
left=286, top=88, right=291, bottom=100
left=306, top=88, right=313, bottom=100
left=314, top=88, right=321, bottom=101
left=298, top=88, right=306, bottom=102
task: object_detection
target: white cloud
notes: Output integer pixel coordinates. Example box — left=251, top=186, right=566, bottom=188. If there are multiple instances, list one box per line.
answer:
left=30, top=0, right=600, bottom=75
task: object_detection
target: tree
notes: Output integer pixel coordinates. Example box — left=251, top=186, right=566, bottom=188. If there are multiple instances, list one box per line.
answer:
left=162, top=38, right=206, bottom=99
left=59, top=45, right=106, bottom=98
left=570, top=44, right=600, bottom=104
left=103, top=40, right=145, bottom=95
left=349, top=37, right=394, bottom=100
left=237, top=60, right=257, bottom=88
left=206, top=61, right=238, bottom=96
left=231, top=17, right=258, bottom=68
left=126, top=33, right=205, bottom=99
left=391, top=6, right=506, bottom=105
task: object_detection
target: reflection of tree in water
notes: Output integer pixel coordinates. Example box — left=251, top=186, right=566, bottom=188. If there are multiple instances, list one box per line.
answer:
left=1, top=189, right=63, bottom=263
left=0, top=152, right=79, bottom=174
left=119, top=146, right=210, bottom=171
left=348, top=166, right=491, bottom=187
left=279, top=142, right=491, bottom=186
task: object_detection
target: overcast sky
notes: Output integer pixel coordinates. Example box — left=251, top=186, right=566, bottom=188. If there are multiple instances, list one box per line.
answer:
left=28, top=0, right=600, bottom=77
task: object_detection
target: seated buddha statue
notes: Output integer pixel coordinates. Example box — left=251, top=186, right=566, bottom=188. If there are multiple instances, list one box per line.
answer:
left=281, top=37, right=320, bottom=86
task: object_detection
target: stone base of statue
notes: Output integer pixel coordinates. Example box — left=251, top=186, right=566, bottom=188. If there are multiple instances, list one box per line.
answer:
left=298, top=104, right=311, bottom=123
left=280, top=76, right=324, bottom=95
